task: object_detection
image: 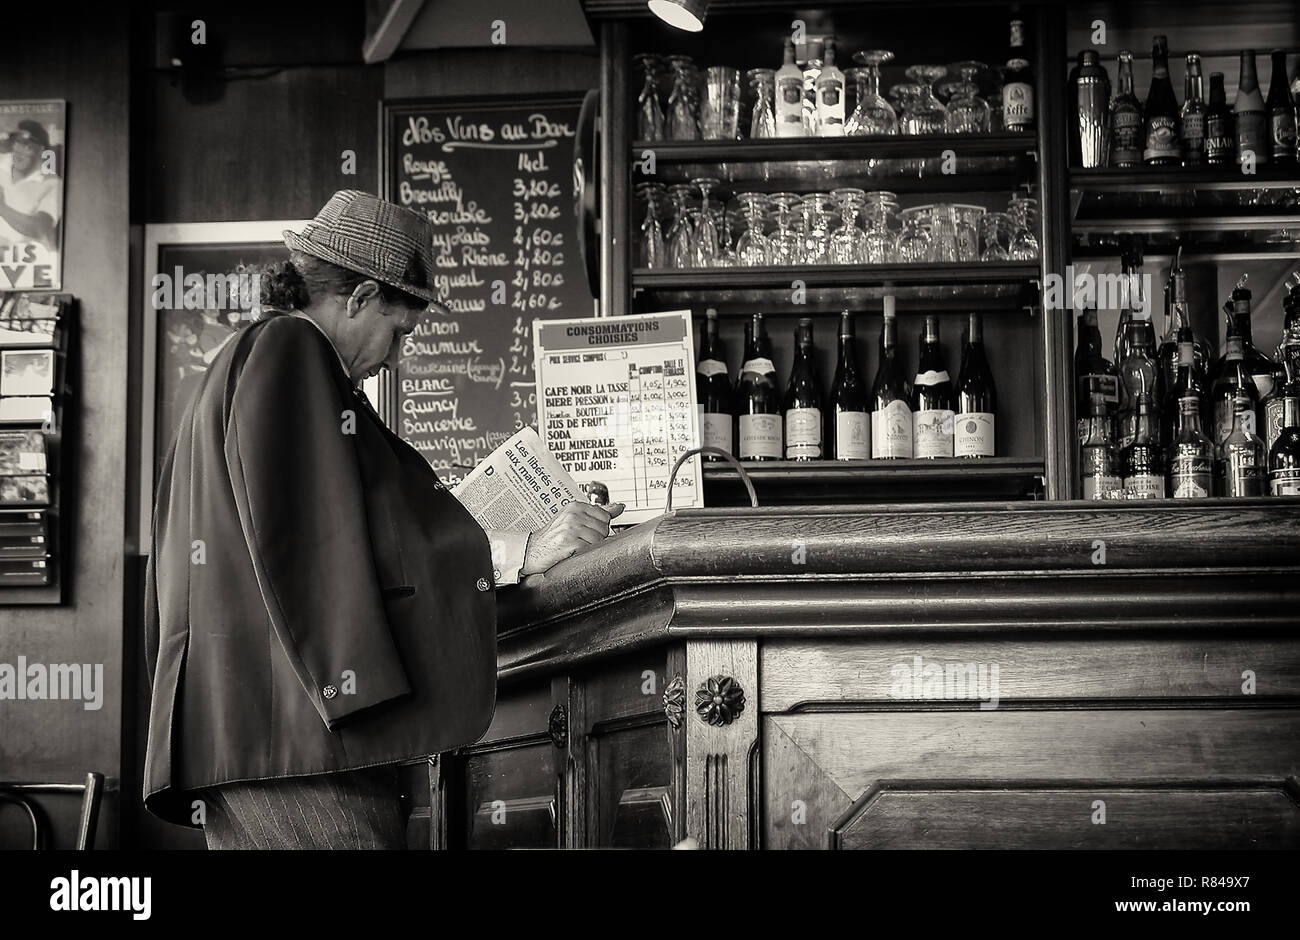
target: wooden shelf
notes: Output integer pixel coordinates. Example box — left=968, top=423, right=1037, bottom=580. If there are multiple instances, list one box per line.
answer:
left=634, top=132, right=1038, bottom=164
left=701, top=456, right=1045, bottom=504
left=1071, top=165, right=1300, bottom=193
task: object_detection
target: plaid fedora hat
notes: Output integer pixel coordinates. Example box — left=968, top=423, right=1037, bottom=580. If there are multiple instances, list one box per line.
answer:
left=283, top=190, right=438, bottom=303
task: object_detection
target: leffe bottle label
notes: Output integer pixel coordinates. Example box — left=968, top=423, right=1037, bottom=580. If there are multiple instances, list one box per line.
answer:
left=835, top=411, right=870, bottom=459
left=785, top=407, right=822, bottom=458
left=697, top=358, right=728, bottom=378
left=914, top=408, right=955, bottom=457
left=1271, top=467, right=1300, bottom=496
left=1144, top=116, right=1180, bottom=161
left=871, top=400, right=913, bottom=458
left=739, top=413, right=782, bottom=458
left=1003, top=83, right=1034, bottom=128
left=1124, top=472, right=1165, bottom=499
left=1170, top=449, right=1212, bottom=498
left=954, top=412, right=994, bottom=457
left=701, top=412, right=733, bottom=454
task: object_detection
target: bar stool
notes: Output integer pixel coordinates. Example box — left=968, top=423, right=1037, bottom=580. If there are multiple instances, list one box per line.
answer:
left=0, top=772, right=105, bottom=849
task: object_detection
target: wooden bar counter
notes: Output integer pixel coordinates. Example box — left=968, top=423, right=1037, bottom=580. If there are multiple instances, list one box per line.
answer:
left=405, top=499, right=1300, bottom=850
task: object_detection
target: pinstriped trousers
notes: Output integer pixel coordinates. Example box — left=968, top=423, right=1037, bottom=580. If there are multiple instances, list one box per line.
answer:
left=200, top=765, right=406, bottom=850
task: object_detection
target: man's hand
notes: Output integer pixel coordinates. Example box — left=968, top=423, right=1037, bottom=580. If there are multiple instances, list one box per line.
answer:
left=521, top=500, right=625, bottom=576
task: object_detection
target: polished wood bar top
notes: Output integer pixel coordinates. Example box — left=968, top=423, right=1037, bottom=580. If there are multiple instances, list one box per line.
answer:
left=495, top=499, right=1300, bottom=679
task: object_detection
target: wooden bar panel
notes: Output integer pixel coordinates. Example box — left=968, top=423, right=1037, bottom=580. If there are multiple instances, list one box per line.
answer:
left=832, top=785, right=1300, bottom=850
left=761, top=637, right=1300, bottom=710
left=686, top=640, right=758, bottom=850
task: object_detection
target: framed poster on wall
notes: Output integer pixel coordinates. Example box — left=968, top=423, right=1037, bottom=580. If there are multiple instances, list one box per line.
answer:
left=0, top=100, right=66, bottom=291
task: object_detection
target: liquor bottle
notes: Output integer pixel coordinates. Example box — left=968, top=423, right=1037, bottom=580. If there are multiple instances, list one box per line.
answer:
left=1216, top=389, right=1266, bottom=496
left=1156, top=271, right=1179, bottom=405
left=1122, top=393, right=1164, bottom=498
left=783, top=318, right=823, bottom=460
left=1117, top=311, right=1158, bottom=450
left=871, top=296, right=912, bottom=459
left=775, top=40, right=805, bottom=137
left=1167, top=394, right=1214, bottom=499
left=1160, top=328, right=1207, bottom=453
left=1269, top=395, right=1300, bottom=496
left=1080, top=396, right=1122, bottom=500
left=1003, top=18, right=1035, bottom=133
left=1143, top=36, right=1181, bottom=166
left=1264, top=289, right=1300, bottom=452
left=736, top=313, right=782, bottom=460
left=801, top=38, right=824, bottom=136
left=1224, top=277, right=1277, bottom=412
left=1267, top=49, right=1298, bottom=165
left=1075, top=301, right=1119, bottom=444
left=955, top=312, right=996, bottom=458
left=1204, top=72, right=1235, bottom=166
left=1235, top=50, right=1269, bottom=166
left=696, top=308, right=734, bottom=459
left=829, top=310, right=870, bottom=460
left=1110, top=51, right=1143, bottom=167
left=816, top=38, right=846, bottom=137
left=911, top=315, right=955, bottom=459
left=1181, top=53, right=1208, bottom=166
left=1209, top=312, right=1259, bottom=453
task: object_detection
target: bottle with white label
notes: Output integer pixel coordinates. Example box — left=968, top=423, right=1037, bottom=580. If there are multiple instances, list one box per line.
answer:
left=1209, top=318, right=1260, bottom=456
left=955, top=312, right=996, bottom=458
left=871, top=297, right=911, bottom=459
left=911, top=315, right=954, bottom=459
left=1121, top=393, right=1164, bottom=498
left=829, top=310, right=869, bottom=460
left=1269, top=395, right=1300, bottom=496
left=1002, top=18, right=1034, bottom=132
left=775, top=40, right=805, bottom=137
left=1167, top=394, right=1214, bottom=499
left=696, top=308, right=733, bottom=458
left=1080, top=395, right=1122, bottom=500
left=736, top=312, right=782, bottom=460
left=783, top=318, right=823, bottom=459
left=816, top=39, right=846, bottom=137
left=1216, top=389, right=1266, bottom=497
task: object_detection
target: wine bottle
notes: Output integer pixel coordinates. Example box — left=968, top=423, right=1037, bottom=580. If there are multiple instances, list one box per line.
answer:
left=816, top=38, right=846, bottom=137
left=1122, top=392, right=1165, bottom=498
left=1003, top=19, right=1035, bottom=132
left=829, top=310, right=870, bottom=460
left=1209, top=311, right=1260, bottom=453
left=871, top=296, right=912, bottom=459
left=1110, top=51, right=1143, bottom=167
left=911, top=315, right=955, bottom=459
left=1143, top=35, right=1181, bottom=166
left=1269, top=395, right=1300, bottom=496
left=783, top=318, right=823, bottom=459
left=1181, top=53, right=1207, bottom=166
left=737, top=312, right=782, bottom=460
left=1074, top=301, right=1119, bottom=445
left=1204, top=72, right=1235, bottom=166
left=1216, top=389, right=1266, bottom=497
left=1168, top=394, right=1214, bottom=499
left=1080, top=396, right=1122, bottom=500
left=696, top=308, right=734, bottom=459
left=1267, top=49, right=1297, bottom=164
left=1235, top=50, right=1269, bottom=166
left=955, top=312, right=996, bottom=458
left=775, top=40, right=805, bottom=137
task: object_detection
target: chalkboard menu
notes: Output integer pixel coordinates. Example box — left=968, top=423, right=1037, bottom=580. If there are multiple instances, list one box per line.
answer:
left=381, top=93, right=594, bottom=485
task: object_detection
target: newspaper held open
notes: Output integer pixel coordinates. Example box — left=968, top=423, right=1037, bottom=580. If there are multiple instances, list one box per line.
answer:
left=451, top=425, right=582, bottom=533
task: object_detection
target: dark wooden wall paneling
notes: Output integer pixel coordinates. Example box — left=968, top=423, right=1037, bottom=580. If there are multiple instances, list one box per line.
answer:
left=0, top=4, right=130, bottom=850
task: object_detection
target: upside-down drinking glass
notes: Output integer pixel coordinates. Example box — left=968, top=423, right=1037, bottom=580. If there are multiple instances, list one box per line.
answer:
left=768, top=193, right=803, bottom=266
left=905, top=65, right=949, bottom=135
left=829, top=188, right=866, bottom=264
left=666, top=184, right=696, bottom=268
left=635, top=182, right=666, bottom=268
left=847, top=50, right=898, bottom=135
left=748, top=68, right=777, bottom=139
left=735, top=192, right=771, bottom=266
left=980, top=211, right=1011, bottom=261
left=667, top=56, right=700, bottom=141
left=635, top=54, right=666, bottom=142
left=862, top=191, right=899, bottom=263
left=897, top=206, right=932, bottom=263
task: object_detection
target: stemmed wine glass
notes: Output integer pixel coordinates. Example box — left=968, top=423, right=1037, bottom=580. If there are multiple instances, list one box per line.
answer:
left=862, top=191, right=899, bottom=264
left=944, top=61, right=990, bottom=133
left=691, top=178, right=722, bottom=268
left=667, top=56, right=700, bottom=141
left=1008, top=193, right=1040, bottom=260
left=801, top=192, right=834, bottom=265
left=665, top=184, right=697, bottom=268
left=747, top=68, right=777, bottom=139
left=897, top=206, right=932, bottom=263
left=767, top=193, right=803, bottom=266
left=890, top=83, right=923, bottom=135
left=905, top=65, right=949, bottom=135
left=634, top=54, right=666, bottom=142
left=980, top=211, right=1011, bottom=261
left=734, top=193, right=771, bottom=265
left=635, top=182, right=666, bottom=268
left=847, top=50, right=898, bottom=135
left=718, top=207, right=742, bottom=267
left=829, top=188, right=866, bottom=265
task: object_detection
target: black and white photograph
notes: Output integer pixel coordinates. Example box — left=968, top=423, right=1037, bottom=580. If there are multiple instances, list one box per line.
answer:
left=1, top=0, right=1298, bottom=927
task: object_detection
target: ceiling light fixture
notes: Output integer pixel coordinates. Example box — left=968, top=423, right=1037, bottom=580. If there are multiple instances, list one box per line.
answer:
left=647, top=0, right=708, bottom=32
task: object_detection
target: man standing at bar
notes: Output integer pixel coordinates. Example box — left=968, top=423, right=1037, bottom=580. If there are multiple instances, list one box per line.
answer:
left=143, top=191, right=619, bottom=849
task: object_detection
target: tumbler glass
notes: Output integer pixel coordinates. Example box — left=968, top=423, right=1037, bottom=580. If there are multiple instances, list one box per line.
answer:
left=701, top=66, right=742, bottom=140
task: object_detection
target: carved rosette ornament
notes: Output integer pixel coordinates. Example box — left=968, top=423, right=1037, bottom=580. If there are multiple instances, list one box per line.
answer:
left=548, top=703, right=568, bottom=749
left=695, top=675, right=745, bottom=726
left=663, top=675, right=687, bottom=728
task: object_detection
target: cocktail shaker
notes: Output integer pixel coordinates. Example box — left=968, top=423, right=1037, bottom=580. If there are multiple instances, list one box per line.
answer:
left=1076, top=50, right=1111, bottom=168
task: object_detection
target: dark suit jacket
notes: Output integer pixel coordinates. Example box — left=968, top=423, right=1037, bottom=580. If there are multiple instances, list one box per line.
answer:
left=143, top=314, right=497, bottom=827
